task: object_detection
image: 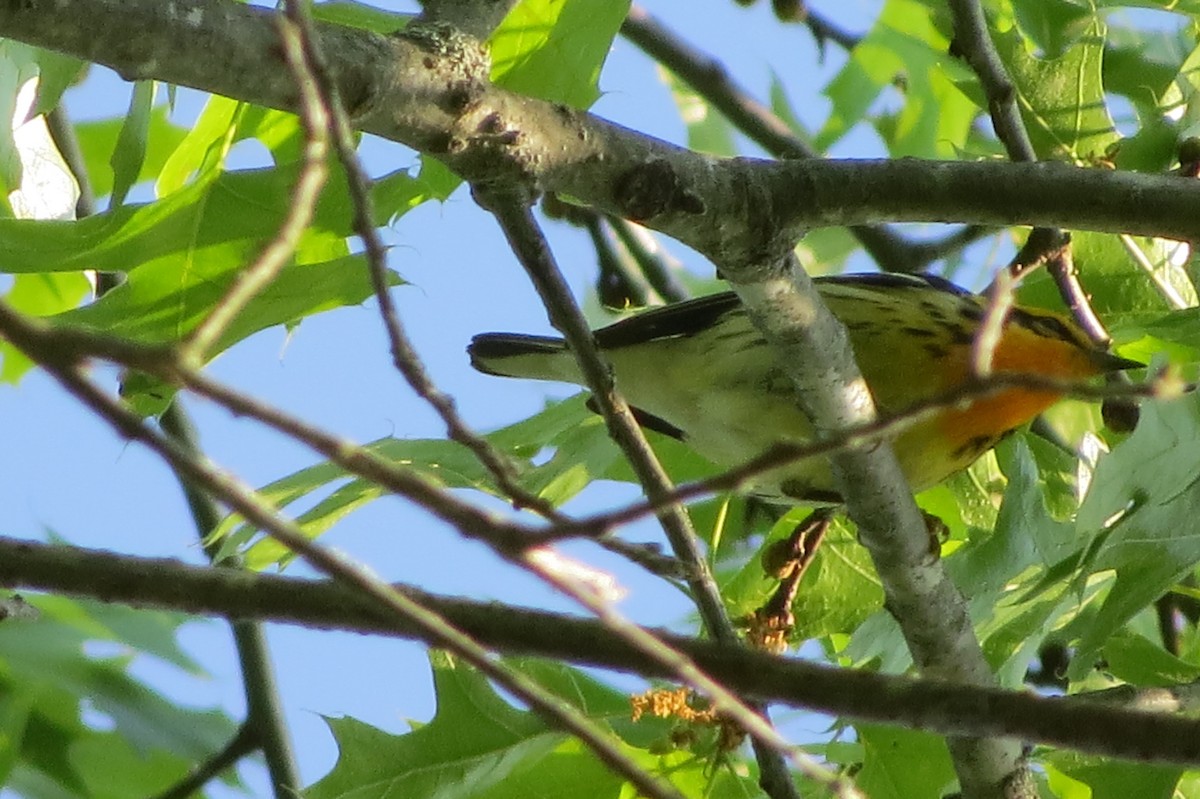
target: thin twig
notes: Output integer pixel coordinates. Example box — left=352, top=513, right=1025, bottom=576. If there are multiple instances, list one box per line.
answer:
left=795, top=5, right=860, bottom=52
left=1120, top=233, right=1191, bottom=310
left=947, top=0, right=1035, bottom=163
left=181, top=14, right=329, bottom=363
left=973, top=267, right=1017, bottom=377
left=282, top=0, right=564, bottom=523
left=607, top=216, right=691, bottom=303
left=147, top=723, right=259, bottom=799
left=474, top=187, right=808, bottom=799
left=584, top=212, right=662, bottom=308
left=0, top=309, right=689, bottom=799
left=0, top=301, right=855, bottom=796
left=621, top=5, right=939, bottom=275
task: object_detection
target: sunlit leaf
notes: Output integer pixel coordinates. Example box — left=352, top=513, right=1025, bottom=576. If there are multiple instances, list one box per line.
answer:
left=658, top=65, right=737, bottom=156
left=817, top=0, right=975, bottom=157
left=1070, top=393, right=1200, bottom=677
left=992, top=12, right=1118, bottom=161
left=109, top=81, right=155, bottom=207
left=74, top=105, right=189, bottom=200
left=489, top=0, right=630, bottom=108
left=856, top=724, right=956, bottom=799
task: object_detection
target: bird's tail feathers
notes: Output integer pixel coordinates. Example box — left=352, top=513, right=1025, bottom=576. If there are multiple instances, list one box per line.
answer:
left=468, top=333, right=579, bottom=382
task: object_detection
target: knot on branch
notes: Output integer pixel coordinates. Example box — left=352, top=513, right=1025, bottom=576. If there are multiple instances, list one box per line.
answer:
left=398, top=20, right=491, bottom=82
left=613, top=159, right=706, bottom=222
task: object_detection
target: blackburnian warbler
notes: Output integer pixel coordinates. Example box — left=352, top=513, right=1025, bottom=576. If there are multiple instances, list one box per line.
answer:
left=468, top=273, right=1141, bottom=503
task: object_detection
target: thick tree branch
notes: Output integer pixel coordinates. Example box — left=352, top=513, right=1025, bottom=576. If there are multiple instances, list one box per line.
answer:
left=2, top=0, right=1199, bottom=249
left=726, top=258, right=1028, bottom=797
left=5, top=535, right=1200, bottom=769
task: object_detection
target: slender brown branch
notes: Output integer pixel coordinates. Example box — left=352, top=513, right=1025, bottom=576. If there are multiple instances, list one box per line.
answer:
left=7, top=536, right=1200, bottom=768
left=584, top=212, right=661, bottom=308
left=797, top=5, right=859, bottom=52
left=622, top=5, right=813, bottom=160
left=147, top=723, right=259, bottom=799
left=621, top=5, right=927, bottom=275
left=948, top=0, right=1034, bottom=162
left=285, top=0, right=562, bottom=523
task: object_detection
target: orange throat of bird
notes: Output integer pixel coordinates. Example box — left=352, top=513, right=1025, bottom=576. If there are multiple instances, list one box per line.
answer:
left=932, top=325, right=1106, bottom=463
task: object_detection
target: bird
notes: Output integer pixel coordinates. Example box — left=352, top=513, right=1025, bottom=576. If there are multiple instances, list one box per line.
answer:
left=467, top=272, right=1142, bottom=503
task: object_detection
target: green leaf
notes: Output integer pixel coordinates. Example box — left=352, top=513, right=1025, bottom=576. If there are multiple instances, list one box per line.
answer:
left=0, top=692, right=33, bottom=786
left=307, top=651, right=571, bottom=799
left=943, top=438, right=1080, bottom=683
left=0, top=594, right=237, bottom=795
left=1103, top=630, right=1200, bottom=687
left=1015, top=230, right=1195, bottom=328
left=992, top=16, right=1119, bottom=160
left=1069, top=393, right=1200, bottom=677
left=312, top=1, right=412, bottom=33
left=1103, top=28, right=1185, bottom=114
left=488, top=0, right=631, bottom=108
left=1122, top=307, right=1200, bottom=359
left=156, top=94, right=244, bottom=193
left=1044, top=751, right=1182, bottom=799
left=31, top=595, right=205, bottom=674
left=310, top=654, right=759, bottom=799
left=722, top=511, right=883, bottom=642
left=71, top=735, right=206, bottom=799
left=1008, top=0, right=1093, bottom=56
left=0, top=272, right=92, bottom=382
left=0, top=44, right=39, bottom=189
left=0, top=42, right=84, bottom=189
left=74, top=105, right=189, bottom=200
left=372, top=156, right=460, bottom=226
left=816, top=0, right=975, bottom=157
left=110, top=81, right=155, bottom=207
left=657, top=65, right=737, bottom=156
left=57, top=249, right=386, bottom=347
left=855, top=724, right=956, bottom=799
left=212, top=397, right=600, bottom=564
left=0, top=166, right=343, bottom=275
left=1102, top=23, right=1188, bottom=172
